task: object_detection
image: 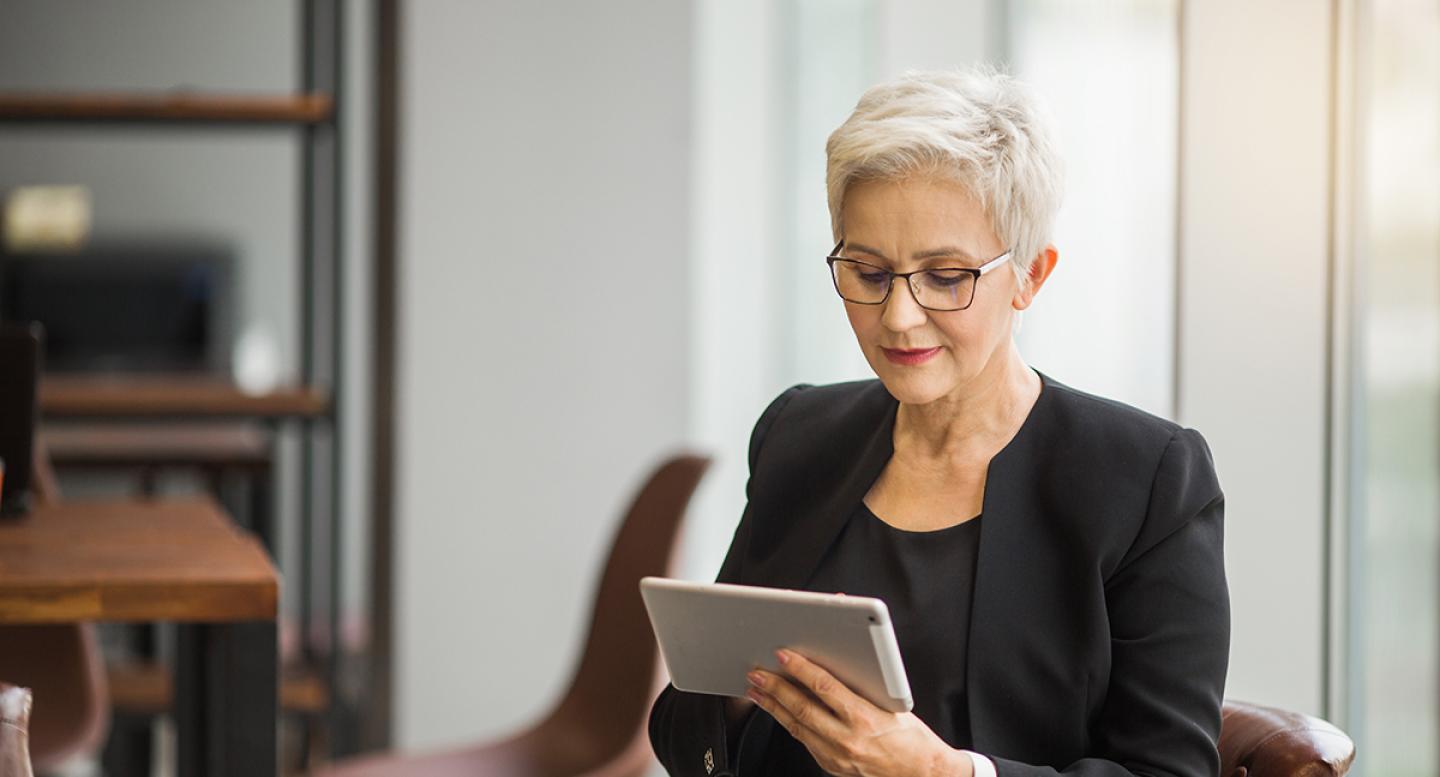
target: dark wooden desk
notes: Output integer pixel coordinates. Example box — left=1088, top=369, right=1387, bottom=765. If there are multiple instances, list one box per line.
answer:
left=40, top=374, right=330, bottom=420
left=0, top=498, right=280, bottom=777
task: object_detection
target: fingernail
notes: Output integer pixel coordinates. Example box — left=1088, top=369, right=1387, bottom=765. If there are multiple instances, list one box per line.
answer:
left=775, top=649, right=789, bottom=665
left=747, top=671, right=765, bottom=687
left=746, top=688, right=763, bottom=703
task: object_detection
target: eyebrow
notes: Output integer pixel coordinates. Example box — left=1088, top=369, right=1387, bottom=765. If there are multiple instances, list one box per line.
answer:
left=844, top=241, right=979, bottom=265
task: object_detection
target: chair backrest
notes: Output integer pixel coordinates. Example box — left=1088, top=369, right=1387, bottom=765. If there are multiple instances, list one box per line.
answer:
left=1220, top=700, right=1356, bottom=777
left=0, top=626, right=109, bottom=771
left=0, top=683, right=35, bottom=777
left=0, top=324, right=43, bottom=517
left=540, top=453, right=710, bottom=761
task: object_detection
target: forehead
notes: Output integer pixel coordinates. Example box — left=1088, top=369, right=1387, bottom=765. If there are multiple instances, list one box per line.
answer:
left=841, top=176, right=999, bottom=253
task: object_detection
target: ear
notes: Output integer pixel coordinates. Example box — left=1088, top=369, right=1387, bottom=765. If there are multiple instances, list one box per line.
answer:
left=1012, top=245, right=1059, bottom=311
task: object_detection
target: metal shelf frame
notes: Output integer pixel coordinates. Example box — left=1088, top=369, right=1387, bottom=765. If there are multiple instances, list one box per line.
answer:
left=0, top=0, right=357, bottom=765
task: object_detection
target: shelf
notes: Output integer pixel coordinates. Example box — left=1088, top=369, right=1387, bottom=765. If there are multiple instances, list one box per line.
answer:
left=42, top=422, right=273, bottom=468
left=109, top=659, right=330, bottom=716
left=0, top=91, right=333, bottom=125
left=40, top=374, right=331, bottom=420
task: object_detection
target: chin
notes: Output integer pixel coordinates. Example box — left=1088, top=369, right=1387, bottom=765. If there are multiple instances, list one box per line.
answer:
left=872, top=366, right=954, bottom=406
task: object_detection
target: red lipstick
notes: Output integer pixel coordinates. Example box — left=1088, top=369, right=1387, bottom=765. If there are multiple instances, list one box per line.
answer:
left=882, top=347, right=941, bottom=366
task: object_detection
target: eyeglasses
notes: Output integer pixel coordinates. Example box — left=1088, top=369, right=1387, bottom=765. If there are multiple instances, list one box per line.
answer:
left=825, top=240, right=1012, bottom=312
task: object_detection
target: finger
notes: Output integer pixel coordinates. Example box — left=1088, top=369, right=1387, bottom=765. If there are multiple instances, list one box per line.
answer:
left=746, top=686, right=846, bottom=766
left=748, top=669, right=847, bottom=742
left=775, top=649, right=861, bottom=723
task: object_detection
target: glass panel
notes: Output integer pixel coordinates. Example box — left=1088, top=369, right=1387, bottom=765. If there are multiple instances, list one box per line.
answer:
left=1007, top=0, right=1180, bottom=418
left=1351, top=1, right=1440, bottom=774
left=780, top=0, right=879, bottom=386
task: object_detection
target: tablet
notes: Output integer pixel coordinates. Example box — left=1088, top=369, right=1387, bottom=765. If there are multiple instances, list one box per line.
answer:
left=640, top=576, right=913, bottom=713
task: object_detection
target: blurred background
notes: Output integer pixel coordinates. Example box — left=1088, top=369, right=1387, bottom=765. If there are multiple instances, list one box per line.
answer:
left=0, top=0, right=1434, bottom=775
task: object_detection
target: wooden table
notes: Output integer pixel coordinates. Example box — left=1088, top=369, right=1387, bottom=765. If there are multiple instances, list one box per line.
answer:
left=0, top=498, right=280, bottom=777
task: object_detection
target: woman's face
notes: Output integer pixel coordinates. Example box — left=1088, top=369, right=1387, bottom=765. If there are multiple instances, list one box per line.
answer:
left=838, top=176, right=1042, bottom=406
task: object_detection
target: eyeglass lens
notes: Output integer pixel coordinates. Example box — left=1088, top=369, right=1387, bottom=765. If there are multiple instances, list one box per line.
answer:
left=830, top=260, right=975, bottom=311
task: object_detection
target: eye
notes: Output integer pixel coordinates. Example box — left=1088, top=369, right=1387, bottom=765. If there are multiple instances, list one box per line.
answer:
left=858, top=270, right=890, bottom=285
left=921, top=269, right=969, bottom=289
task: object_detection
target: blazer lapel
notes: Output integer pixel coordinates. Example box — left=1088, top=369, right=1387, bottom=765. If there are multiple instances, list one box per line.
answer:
left=965, top=370, right=1073, bottom=757
left=965, top=424, right=1038, bottom=752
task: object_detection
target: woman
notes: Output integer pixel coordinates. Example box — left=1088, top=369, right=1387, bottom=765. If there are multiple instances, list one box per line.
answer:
left=649, top=67, right=1228, bottom=777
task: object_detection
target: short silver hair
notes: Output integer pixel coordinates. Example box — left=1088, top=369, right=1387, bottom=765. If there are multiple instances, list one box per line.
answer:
left=825, top=66, right=1064, bottom=286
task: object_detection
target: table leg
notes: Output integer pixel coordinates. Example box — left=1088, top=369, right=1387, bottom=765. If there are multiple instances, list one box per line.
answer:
left=101, top=713, right=155, bottom=777
left=251, top=460, right=275, bottom=554
left=175, top=621, right=278, bottom=777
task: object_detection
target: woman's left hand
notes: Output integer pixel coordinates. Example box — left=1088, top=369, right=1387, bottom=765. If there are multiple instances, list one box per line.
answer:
left=746, top=649, right=972, bottom=777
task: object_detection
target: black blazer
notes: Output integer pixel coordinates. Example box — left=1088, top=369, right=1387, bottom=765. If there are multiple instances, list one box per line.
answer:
left=649, top=370, right=1230, bottom=777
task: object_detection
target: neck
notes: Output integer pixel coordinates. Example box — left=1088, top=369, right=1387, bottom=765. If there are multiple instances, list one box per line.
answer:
left=894, top=345, right=1040, bottom=461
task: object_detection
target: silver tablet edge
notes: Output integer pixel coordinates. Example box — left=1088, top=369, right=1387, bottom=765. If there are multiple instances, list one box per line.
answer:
left=641, top=576, right=915, bottom=711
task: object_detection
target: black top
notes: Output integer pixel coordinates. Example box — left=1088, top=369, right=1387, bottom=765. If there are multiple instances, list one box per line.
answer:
left=756, top=505, right=983, bottom=775
left=648, top=371, right=1229, bottom=777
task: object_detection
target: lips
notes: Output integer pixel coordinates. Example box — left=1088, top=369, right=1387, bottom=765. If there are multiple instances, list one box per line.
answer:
left=881, top=346, right=942, bottom=366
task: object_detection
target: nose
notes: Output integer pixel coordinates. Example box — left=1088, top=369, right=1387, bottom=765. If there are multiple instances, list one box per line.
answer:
left=880, top=277, right=929, bottom=332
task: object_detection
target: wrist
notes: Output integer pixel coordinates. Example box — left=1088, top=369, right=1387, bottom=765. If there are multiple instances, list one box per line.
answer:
left=930, top=746, right=973, bottom=777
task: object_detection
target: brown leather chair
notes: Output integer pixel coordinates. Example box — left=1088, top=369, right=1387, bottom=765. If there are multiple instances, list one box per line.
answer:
left=0, top=683, right=35, bottom=777
left=1220, top=700, right=1356, bottom=777
left=315, top=452, right=711, bottom=777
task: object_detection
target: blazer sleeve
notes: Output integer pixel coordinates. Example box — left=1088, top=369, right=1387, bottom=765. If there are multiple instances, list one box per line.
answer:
left=991, top=427, right=1230, bottom=777
left=648, top=384, right=809, bottom=777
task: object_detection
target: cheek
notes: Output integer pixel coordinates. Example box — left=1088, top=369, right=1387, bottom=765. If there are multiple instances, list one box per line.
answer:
left=928, top=314, right=974, bottom=347
left=843, top=303, right=877, bottom=339
left=972, top=308, right=1014, bottom=351
left=932, top=307, right=1004, bottom=351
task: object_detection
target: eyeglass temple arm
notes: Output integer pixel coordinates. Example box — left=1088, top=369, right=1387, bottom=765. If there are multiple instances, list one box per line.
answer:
left=977, top=250, right=1013, bottom=274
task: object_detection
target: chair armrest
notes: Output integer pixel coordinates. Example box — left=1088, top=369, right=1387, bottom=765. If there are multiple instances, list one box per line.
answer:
left=1219, top=700, right=1356, bottom=777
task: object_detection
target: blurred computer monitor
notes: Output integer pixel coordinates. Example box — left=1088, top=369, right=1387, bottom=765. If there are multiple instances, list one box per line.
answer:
left=0, top=243, right=234, bottom=374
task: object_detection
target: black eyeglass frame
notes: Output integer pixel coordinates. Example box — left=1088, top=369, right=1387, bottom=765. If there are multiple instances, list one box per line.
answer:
left=824, top=239, right=1014, bottom=312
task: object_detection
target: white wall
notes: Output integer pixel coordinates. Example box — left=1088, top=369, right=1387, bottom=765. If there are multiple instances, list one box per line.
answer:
left=1010, top=0, right=1179, bottom=418
left=1178, top=0, right=1334, bottom=715
left=395, top=0, right=692, bottom=749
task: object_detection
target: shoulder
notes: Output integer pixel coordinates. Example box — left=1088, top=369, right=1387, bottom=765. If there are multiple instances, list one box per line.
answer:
left=753, top=372, right=1199, bottom=463
left=741, top=380, right=893, bottom=502
left=1033, top=372, right=1222, bottom=567
left=746, top=380, right=891, bottom=459
left=761, top=379, right=892, bottom=429
left=1037, top=372, right=1217, bottom=484
left=1035, top=370, right=1218, bottom=486
left=1036, top=371, right=1182, bottom=452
